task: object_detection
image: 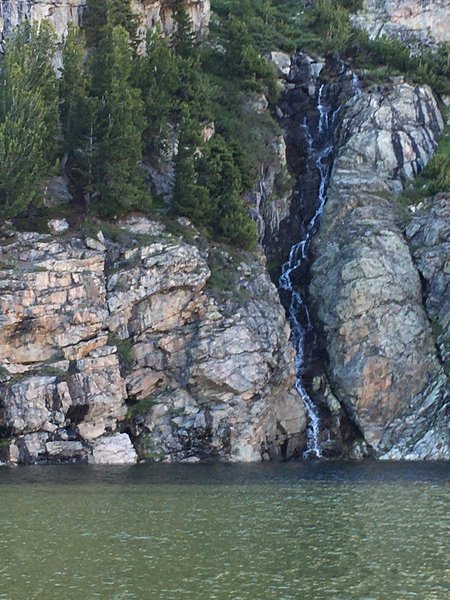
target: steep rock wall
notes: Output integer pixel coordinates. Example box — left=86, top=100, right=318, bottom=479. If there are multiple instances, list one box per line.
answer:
left=352, top=0, right=450, bottom=45
left=0, top=217, right=306, bottom=465
left=309, top=81, right=449, bottom=459
left=0, top=0, right=210, bottom=42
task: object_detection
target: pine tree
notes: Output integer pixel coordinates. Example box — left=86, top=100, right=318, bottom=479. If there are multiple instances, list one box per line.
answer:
left=0, top=22, right=59, bottom=218
left=83, top=0, right=107, bottom=46
left=171, top=0, right=197, bottom=59
left=135, top=27, right=180, bottom=157
left=91, top=25, right=150, bottom=215
left=60, top=25, right=90, bottom=172
left=8, top=21, right=60, bottom=162
left=198, top=135, right=257, bottom=249
left=218, top=189, right=258, bottom=249
left=172, top=108, right=212, bottom=225
left=84, top=0, right=139, bottom=47
left=107, top=0, right=140, bottom=46
left=0, top=83, right=50, bottom=218
left=60, top=24, right=100, bottom=204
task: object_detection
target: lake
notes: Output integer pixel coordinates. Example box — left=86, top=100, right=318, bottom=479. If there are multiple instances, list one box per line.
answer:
left=0, top=462, right=449, bottom=599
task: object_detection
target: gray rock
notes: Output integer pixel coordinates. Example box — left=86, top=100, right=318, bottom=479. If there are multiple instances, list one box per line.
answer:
left=269, top=51, right=291, bottom=78
left=406, top=194, right=450, bottom=368
left=90, top=433, right=138, bottom=465
left=310, top=82, right=448, bottom=458
left=48, top=219, right=69, bottom=235
left=352, top=0, right=450, bottom=47
left=0, top=216, right=306, bottom=464
left=43, top=176, right=72, bottom=207
left=0, top=1, right=211, bottom=43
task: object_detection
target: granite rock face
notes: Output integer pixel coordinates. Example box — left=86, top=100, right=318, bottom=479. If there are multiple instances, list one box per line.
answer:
left=0, top=218, right=305, bottom=464
left=352, top=0, right=450, bottom=46
left=310, top=81, right=449, bottom=459
left=406, top=195, right=450, bottom=372
left=334, top=82, right=444, bottom=191
left=0, top=0, right=210, bottom=43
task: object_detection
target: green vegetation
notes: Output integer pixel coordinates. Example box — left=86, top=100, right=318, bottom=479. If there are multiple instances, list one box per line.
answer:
left=212, top=0, right=449, bottom=200
left=206, top=245, right=252, bottom=305
left=0, top=22, right=58, bottom=218
left=1, top=0, right=448, bottom=242
left=0, top=0, right=259, bottom=249
left=108, top=334, right=135, bottom=370
left=127, top=396, right=158, bottom=419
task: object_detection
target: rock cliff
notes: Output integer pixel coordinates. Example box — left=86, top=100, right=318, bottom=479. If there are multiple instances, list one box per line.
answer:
left=0, top=217, right=306, bottom=464
left=406, top=195, right=450, bottom=370
left=309, top=81, right=449, bottom=459
left=0, top=0, right=210, bottom=43
left=352, top=0, right=450, bottom=46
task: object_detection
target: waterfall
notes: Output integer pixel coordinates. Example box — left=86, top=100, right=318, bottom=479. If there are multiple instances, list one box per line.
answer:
left=278, top=82, right=337, bottom=459
left=352, top=72, right=362, bottom=96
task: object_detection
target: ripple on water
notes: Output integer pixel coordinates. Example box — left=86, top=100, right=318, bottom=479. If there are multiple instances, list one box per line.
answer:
left=0, top=462, right=448, bottom=599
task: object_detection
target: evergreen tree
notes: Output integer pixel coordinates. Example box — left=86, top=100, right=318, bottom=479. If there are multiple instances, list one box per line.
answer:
left=0, top=22, right=59, bottom=218
left=198, top=135, right=257, bottom=249
left=172, top=108, right=212, bottom=225
left=84, top=0, right=139, bottom=47
left=170, top=0, right=212, bottom=123
left=6, top=21, right=60, bottom=162
left=60, top=25, right=90, bottom=169
left=83, top=0, right=107, bottom=46
left=91, top=25, right=150, bottom=214
left=60, top=24, right=100, bottom=203
left=171, top=0, right=197, bottom=59
left=225, top=17, right=264, bottom=80
left=218, top=189, right=258, bottom=249
left=135, top=27, right=180, bottom=156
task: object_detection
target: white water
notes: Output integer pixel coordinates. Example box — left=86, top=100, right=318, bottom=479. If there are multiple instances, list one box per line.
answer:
left=352, top=72, right=363, bottom=96
left=279, top=83, right=337, bottom=459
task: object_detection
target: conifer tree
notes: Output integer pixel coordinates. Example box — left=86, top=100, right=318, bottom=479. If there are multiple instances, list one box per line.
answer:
left=218, top=190, right=258, bottom=249
left=0, top=22, right=59, bottom=218
left=91, top=25, right=150, bottom=214
left=172, top=108, right=211, bottom=225
left=171, top=0, right=197, bottom=60
left=198, top=135, right=257, bottom=249
left=60, top=24, right=100, bottom=203
left=60, top=25, right=90, bottom=169
left=135, top=27, right=180, bottom=156
left=84, top=0, right=139, bottom=47
left=83, top=0, right=107, bottom=46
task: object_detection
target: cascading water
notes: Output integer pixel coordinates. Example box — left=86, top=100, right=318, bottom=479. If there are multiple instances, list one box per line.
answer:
left=278, top=83, right=338, bottom=458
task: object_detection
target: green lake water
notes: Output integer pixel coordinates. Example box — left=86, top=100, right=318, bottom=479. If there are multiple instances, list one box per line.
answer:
left=0, top=462, right=449, bottom=599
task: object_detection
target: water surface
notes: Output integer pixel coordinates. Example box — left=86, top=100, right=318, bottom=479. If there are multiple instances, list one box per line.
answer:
left=0, top=462, right=449, bottom=599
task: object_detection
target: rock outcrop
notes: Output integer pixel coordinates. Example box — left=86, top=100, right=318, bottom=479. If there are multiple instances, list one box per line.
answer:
left=406, top=194, right=450, bottom=370
left=0, top=0, right=210, bottom=43
left=309, top=81, right=449, bottom=459
left=0, top=217, right=306, bottom=465
left=352, top=0, right=450, bottom=46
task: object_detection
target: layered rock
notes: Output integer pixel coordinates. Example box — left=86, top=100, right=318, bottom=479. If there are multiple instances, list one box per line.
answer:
left=310, top=81, right=449, bottom=459
left=0, top=217, right=305, bottom=464
left=0, top=0, right=210, bottom=43
left=352, top=0, right=450, bottom=46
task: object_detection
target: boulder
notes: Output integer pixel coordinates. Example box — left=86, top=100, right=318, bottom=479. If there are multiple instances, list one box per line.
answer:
left=90, top=433, right=138, bottom=465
